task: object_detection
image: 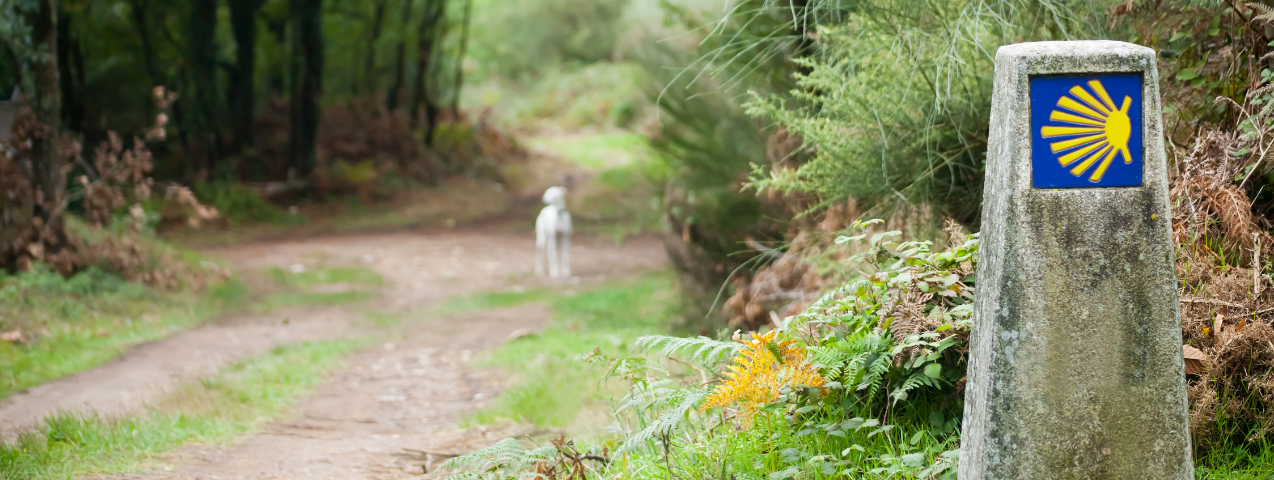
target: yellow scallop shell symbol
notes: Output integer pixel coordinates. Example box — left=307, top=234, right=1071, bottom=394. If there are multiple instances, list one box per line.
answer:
left=1039, top=79, right=1133, bottom=183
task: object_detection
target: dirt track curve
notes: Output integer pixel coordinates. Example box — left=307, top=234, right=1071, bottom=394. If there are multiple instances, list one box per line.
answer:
left=0, top=226, right=666, bottom=479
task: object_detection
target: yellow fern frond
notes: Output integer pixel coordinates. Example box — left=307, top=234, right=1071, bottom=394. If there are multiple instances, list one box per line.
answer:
left=699, top=331, right=826, bottom=424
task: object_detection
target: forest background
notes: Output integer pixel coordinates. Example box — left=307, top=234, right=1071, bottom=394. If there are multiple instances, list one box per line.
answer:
left=4, top=0, right=1274, bottom=478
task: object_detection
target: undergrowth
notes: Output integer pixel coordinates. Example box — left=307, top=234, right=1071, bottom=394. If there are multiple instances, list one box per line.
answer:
left=0, top=339, right=363, bottom=479
left=446, top=223, right=973, bottom=479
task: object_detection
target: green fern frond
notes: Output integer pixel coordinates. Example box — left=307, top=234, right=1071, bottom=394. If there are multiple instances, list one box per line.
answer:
left=617, top=386, right=712, bottom=453
left=634, top=335, right=740, bottom=365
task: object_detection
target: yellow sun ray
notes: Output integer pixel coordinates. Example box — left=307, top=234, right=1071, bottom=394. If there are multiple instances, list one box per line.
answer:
left=1042, top=125, right=1103, bottom=138
left=1057, top=96, right=1107, bottom=120
left=1050, top=133, right=1106, bottom=153
left=1069, top=143, right=1114, bottom=176
left=1043, top=78, right=1135, bottom=183
left=1088, top=144, right=1123, bottom=182
left=1087, top=80, right=1118, bottom=112
left=1057, top=140, right=1109, bottom=167
left=1050, top=110, right=1105, bottom=127
left=1068, top=86, right=1113, bottom=115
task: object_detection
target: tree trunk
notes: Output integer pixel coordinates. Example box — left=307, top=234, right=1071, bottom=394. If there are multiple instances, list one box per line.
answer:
left=229, top=0, right=262, bottom=152
left=450, top=0, right=471, bottom=115
left=288, top=0, right=323, bottom=179
left=363, top=0, right=386, bottom=95
left=189, top=0, right=220, bottom=178
left=408, top=0, right=445, bottom=138
left=128, top=0, right=163, bottom=89
left=56, top=11, right=82, bottom=134
left=30, top=0, right=62, bottom=221
left=384, top=0, right=412, bottom=111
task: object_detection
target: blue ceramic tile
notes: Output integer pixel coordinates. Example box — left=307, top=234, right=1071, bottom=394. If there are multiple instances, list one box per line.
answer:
left=1030, top=74, right=1143, bottom=188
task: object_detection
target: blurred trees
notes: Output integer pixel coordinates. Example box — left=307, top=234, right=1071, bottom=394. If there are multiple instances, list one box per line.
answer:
left=288, top=0, right=323, bottom=178
left=0, top=0, right=476, bottom=185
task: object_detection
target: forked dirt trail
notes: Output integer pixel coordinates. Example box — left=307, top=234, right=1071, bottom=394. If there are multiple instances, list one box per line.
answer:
left=0, top=224, right=665, bottom=478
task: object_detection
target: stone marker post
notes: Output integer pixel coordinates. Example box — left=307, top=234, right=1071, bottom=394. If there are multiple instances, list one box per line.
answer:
left=958, top=41, right=1193, bottom=479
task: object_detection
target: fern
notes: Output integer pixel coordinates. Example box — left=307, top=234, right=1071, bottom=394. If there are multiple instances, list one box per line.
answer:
left=617, top=386, right=712, bottom=453
left=633, top=335, right=740, bottom=365
left=891, top=371, right=946, bottom=404
left=439, top=438, right=557, bottom=479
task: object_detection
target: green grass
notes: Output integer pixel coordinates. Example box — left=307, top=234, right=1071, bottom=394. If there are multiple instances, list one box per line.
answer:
left=0, top=269, right=245, bottom=399
left=259, top=291, right=377, bottom=312
left=1197, top=444, right=1274, bottom=479
left=526, top=133, right=657, bottom=169
left=267, top=266, right=384, bottom=288
left=433, top=287, right=556, bottom=315
left=191, top=182, right=306, bottom=227
left=255, top=265, right=385, bottom=313
left=0, top=339, right=363, bottom=479
left=465, top=272, right=678, bottom=433
left=365, top=311, right=407, bottom=328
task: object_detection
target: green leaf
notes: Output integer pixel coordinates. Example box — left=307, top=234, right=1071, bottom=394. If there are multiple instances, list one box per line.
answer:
left=835, top=234, right=865, bottom=245
left=1177, top=68, right=1198, bottom=81
left=769, top=467, right=801, bottom=480
left=924, top=363, right=942, bottom=378
left=909, top=431, right=924, bottom=445
left=901, top=452, right=927, bottom=467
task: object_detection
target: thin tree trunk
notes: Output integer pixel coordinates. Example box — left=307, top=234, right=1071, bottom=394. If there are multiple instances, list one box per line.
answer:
left=450, top=0, right=471, bottom=115
left=363, top=0, right=386, bottom=95
left=189, top=0, right=220, bottom=178
left=229, top=0, right=262, bottom=152
left=127, top=0, right=168, bottom=138
left=127, top=0, right=162, bottom=88
left=408, top=0, right=445, bottom=136
left=56, top=10, right=81, bottom=134
left=384, top=0, right=412, bottom=111
left=288, top=0, right=323, bottom=179
left=29, top=0, right=63, bottom=226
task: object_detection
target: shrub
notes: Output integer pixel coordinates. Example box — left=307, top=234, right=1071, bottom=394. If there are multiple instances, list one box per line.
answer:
left=746, top=0, right=1107, bottom=227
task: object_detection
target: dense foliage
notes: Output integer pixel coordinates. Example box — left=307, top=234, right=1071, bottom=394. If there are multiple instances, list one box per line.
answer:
left=746, top=0, right=1107, bottom=226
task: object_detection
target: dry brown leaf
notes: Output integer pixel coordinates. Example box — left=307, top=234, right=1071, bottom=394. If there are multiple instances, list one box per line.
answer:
left=0, top=330, right=19, bottom=342
left=1184, top=344, right=1209, bottom=375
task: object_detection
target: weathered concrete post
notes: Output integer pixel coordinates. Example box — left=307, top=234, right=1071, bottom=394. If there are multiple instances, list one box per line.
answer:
left=958, top=41, right=1193, bottom=479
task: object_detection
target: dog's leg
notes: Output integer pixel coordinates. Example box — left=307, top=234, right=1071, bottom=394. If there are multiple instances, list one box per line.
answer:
left=535, top=237, right=544, bottom=277
left=560, top=230, right=571, bottom=278
left=534, top=224, right=545, bottom=277
left=546, top=223, right=559, bottom=279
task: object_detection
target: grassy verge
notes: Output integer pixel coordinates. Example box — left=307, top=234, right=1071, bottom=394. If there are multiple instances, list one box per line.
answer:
left=463, top=271, right=679, bottom=436
left=0, top=259, right=381, bottom=400
left=1196, top=442, right=1274, bottom=479
left=257, top=265, right=384, bottom=313
left=0, top=339, right=363, bottom=479
left=165, top=177, right=514, bottom=248
left=0, top=267, right=246, bottom=399
left=524, top=133, right=656, bottom=170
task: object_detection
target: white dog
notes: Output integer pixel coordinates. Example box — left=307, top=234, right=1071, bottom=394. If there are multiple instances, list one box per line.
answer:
left=535, top=186, right=572, bottom=278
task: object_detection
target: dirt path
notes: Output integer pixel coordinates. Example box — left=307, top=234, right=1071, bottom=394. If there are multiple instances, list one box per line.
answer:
left=0, top=228, right=667, bottom=467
